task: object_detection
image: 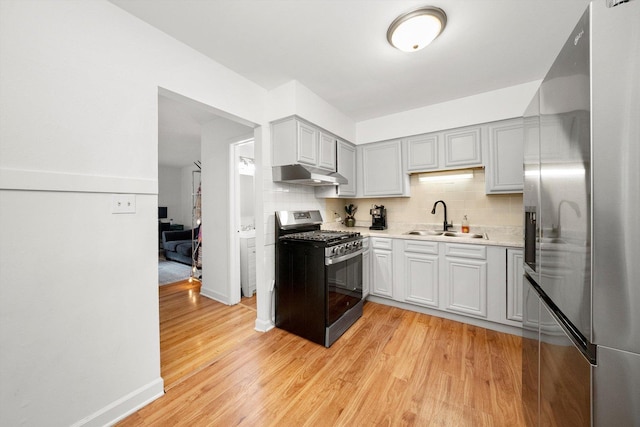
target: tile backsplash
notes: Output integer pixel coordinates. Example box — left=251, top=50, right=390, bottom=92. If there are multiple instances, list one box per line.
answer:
left=325, top=169, right=523, bottom=230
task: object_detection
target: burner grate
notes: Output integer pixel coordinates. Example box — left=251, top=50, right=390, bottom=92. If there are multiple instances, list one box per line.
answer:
left=280, top=230, right=360, bottom=243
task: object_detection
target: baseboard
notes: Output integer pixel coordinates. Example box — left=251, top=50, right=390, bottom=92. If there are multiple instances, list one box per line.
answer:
left=70, top=377, right=164, bottom=427
left=199, top=286, right=229, bottom=304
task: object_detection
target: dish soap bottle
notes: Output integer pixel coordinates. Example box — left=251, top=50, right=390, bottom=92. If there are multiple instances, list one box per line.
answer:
left=461, top=215, right=470, bottom=233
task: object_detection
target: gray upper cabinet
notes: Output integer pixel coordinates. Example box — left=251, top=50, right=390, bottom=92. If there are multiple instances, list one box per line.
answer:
left=318, top=131, right=337, bottom=171
left=271, top=116, right=336, bottom=172
left=296, top=121, right=318, bottom=166
left=316, top=139, right=356, bottom=198
left=485, top=118, right=524, bottom=194
left=402, top=125, right=483, bottom=174
left=404, top=133, right=439, bottom=172
left=443, top=126, right=483, bottom=168
left=336, top=140, right=356, bottom=196
left=358, top=139, right=410, bottom=197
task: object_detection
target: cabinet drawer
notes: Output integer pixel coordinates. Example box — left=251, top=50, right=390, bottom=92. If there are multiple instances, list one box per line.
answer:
left=404, top=240, right=438, bottom=255
left=371, top=237, right=392, bottom=250
left=445, top=243, right=487, bottom=260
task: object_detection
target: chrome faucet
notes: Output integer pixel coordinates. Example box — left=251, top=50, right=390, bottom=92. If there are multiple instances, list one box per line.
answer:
left=431, top=200, right=453, bottom=231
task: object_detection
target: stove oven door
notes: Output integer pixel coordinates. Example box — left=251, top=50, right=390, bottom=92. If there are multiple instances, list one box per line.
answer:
left=326, top=251, right=363, bottom=326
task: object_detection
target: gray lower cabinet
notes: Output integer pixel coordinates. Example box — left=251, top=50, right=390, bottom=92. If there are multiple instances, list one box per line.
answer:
left=362, top=238, right=370, bottom=298
left=506, top=248, right=524, bottom=322
left=365, top=238, right=523, bottom=330
left=443, top=243, right=488, bottom=318
left=370, top=237, right=393, bottom=298
left=402, top=240, right=439, bottom=308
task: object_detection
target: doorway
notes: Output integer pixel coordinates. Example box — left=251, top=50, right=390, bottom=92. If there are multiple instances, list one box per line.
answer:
left=232, top=139, right=257, bottom=311
left=157, top=88, right=258, bottom=387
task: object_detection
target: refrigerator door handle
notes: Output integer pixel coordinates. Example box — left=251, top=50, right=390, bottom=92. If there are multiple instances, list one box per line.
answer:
left=526, top=272, right=597, bottom=365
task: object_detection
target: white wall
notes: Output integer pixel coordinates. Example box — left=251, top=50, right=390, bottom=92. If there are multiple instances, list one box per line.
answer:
left=158, top=165, right=182, bottom=224
left=158, top=165, right=199, bottom=228
left=267, top=80, right=356, bottom=142
left=356, top=81, right=541, bottom=144
left=0, top=1, right=266, bottom=425
left=200, top=121, right=253, bottom=303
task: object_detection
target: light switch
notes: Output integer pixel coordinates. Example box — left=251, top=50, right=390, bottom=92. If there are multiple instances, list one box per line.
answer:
left=112, top=194, right=136, bottom=214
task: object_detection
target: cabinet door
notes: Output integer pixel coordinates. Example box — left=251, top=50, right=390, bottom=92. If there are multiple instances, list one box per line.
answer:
left=507, top=248, right=524, bottom=322
left=404, top=252, right=439, bottom=308
left=445, top=257, right=487, bottom=318
left=363, top=248, right=371, bottom=298
left=296, top=121, right=318, bottom=166
left=486, top=119, right=524, bottom=194
left=336, top=140, right=356, bottom=196
left=405, top=133, right=439, bottom=172
left=443, top=126, right=482, bottom=168
left=371, top=249, right=393, bottom=298
left=361, top=140, right=406, bottom=196
left=318, top=131, right=336, bottom=171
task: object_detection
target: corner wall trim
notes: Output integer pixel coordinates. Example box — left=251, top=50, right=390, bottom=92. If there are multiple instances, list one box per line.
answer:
left=70, top=377, right=164, bottom=427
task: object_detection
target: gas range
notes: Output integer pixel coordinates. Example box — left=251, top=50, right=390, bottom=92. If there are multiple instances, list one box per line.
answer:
left=274, top=210, right=364, bottom=347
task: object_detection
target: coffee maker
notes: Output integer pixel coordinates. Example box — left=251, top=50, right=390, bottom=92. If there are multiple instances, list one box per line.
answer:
left=369, top=205, right=387, bottom=230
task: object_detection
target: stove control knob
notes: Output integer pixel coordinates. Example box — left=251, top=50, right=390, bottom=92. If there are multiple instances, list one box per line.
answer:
left=338, top=246, right=345, bottom=254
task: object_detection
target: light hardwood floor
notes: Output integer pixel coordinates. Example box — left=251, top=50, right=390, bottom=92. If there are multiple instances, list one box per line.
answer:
left=118, top=281, right=525, bottom=426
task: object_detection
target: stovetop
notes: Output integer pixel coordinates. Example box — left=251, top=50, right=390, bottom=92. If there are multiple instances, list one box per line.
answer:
left=279, top=230, right=361, bottom=244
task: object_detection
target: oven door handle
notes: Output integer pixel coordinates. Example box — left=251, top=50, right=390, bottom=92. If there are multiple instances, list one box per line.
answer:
left=325, top=248, right=364, bottom=266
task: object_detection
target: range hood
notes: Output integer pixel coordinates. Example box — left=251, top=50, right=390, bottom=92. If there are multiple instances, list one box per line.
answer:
left=272, top=164, right=347, bottom=186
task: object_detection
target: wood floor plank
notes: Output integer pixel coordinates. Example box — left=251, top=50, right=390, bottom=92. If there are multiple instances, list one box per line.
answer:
left=118, top=287, right=525, bottom=427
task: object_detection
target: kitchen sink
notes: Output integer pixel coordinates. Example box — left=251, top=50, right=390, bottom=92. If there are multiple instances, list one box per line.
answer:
left=443, top=231, right=486, bottom=239
left=406, top=230, right=488, bottom=239
left=406, top=230, right=445, bottom=236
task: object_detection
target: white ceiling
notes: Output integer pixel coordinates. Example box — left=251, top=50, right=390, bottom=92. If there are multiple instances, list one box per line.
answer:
left=112, top=0, right=590, bottom=122
left=116, top=0, right=591, bottom=167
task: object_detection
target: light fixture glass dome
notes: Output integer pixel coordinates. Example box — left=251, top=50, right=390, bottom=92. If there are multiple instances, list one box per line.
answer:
left=387, top=6, right=447, bottom=52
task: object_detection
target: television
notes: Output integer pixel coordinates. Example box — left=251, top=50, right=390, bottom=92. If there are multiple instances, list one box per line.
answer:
left=158, top=206, right=168, bottom=219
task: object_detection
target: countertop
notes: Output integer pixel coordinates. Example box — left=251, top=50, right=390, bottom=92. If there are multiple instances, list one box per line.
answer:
left=322, top=222, right=523, bottom=248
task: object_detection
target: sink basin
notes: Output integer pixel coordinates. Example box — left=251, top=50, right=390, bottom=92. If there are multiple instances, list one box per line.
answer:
left=442, top=231, right=487, bottom=239
left=406, top=230, right=444, bottom=236
left=406, top=230, right=487, bottom=239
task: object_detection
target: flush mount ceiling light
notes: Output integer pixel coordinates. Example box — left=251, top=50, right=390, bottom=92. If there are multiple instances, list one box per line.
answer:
left=387, top=6, right=447, bottom=52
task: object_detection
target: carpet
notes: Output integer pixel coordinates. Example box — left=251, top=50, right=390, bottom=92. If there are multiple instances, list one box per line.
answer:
left=158, top=259, right=192, bottom=285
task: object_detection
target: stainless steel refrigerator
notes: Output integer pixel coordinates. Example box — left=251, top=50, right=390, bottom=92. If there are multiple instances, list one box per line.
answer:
left=522, top=1, right=640, bottom=425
